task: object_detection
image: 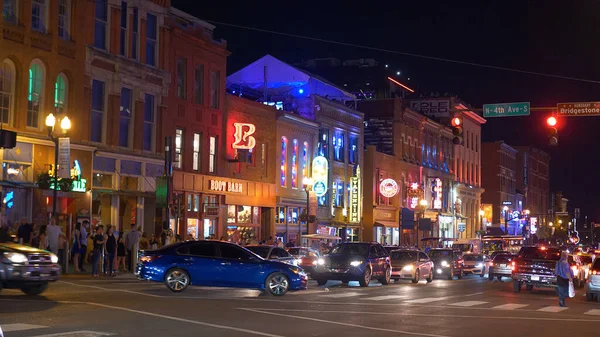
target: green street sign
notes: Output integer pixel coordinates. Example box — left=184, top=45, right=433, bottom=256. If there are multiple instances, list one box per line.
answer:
left=483, top=102, right=530, bottom=117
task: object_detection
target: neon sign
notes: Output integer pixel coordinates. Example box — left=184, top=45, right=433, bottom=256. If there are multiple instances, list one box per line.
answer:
left=349, top=166, right=360, bottom=223
left=49, top=160, right=88, bottom=192
left=432, top=178, right=442, bottom=209
left=232, top=123, right=256, bottom=150
left=312, top=181, right=327, bottom=197
left=3, top=190, right=14, bottom=209
left=379, top=179, right=399, bottom=198
left=311, top=156, right=329, bottom=197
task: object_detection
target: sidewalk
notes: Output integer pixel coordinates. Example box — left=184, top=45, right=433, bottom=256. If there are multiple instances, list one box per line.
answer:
left=60, top=263, right=137, bottom=279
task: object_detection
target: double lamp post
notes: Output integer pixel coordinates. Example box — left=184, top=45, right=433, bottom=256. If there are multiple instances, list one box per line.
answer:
left=45, top=112, right=71, bottom=220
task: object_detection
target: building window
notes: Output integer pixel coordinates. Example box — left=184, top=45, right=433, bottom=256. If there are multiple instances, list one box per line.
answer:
left=174, top=129, right=183, bottom=169
left=131, top=7, right=138, bottom=59
left=119, top=88, right=132, bottom=147
left=261, top=143, right=267, bottom=177
left=90, top=80, right=105, bottom=143
left=275, top=206, right=286, bottom=224
left=146, top=13, right=157, bottom=66
left=31, top=0, right=47, bottom=32
left=318, top=129, right=329, bottom=158
left=0, top=59, right=15, bottom=125
left=302, top=141, right=309, bottom=179
left=210, top=70, right=220, bottom=109
left=333, top=131, right=345, bottom=162
left=2, top=0, right=18, bottom=24
left=177, top=58, right=186, bottom=99
left=349, top=135, right=358, bottom=164
left=94, top=0, right=107, bottom=50
left=193, top=133, right=201, bottom=171
left=119, top=1, right=127, bottom=56
left=58, top=0, right=70, bottom=40
left=318, top=193, right=327, bottom=207
left=333, top=181, right=344, bottom=207
left=143, top=94, right=155, bottom=151
left=291, top=139, right=298, bottom=189
left=208, top=136, right=216, bottom=173
left=27, top=61, right=44, bottom=128
left=194, top=65, right=204, bottom=105
left=54, top=74, right=67, bottom=115
left=280, top=137, right=287, bottom=187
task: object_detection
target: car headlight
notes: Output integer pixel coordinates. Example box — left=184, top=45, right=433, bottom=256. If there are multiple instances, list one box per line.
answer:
left=441, top=261, right=449, bottom=267
left=312, top=260, right=318, bottom=266
left=295, top=259, right=302, bottom=265
left=4, top=252, right=28, bottom=264
left=476, top=263, right=483, bottom=268
left=317, top=258, right=325, bottom=266
left=403, top=265, right=414, bottom=271
left=350, top=260, right=362, bottom=267
left=50, top=253, right=59, bottom=264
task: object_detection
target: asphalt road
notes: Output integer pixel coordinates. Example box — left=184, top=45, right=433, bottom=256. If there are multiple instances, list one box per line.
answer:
left=1, top=273, right=600, bottom=337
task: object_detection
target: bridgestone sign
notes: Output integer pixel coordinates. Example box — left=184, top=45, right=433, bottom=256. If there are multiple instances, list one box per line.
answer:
left=557, top=102, right=600, bottom=117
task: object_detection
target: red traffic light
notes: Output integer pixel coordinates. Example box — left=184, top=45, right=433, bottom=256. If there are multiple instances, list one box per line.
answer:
left=451, top=117, right=462, bottom=127
left=547, top=116, right=557, bottom=127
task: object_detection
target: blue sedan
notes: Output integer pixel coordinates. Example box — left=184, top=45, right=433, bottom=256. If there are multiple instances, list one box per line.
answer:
left=135, top=240, right=307, bottom=296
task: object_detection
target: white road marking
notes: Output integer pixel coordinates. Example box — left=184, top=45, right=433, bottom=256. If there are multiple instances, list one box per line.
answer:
left=59, top=281, right=163, bottom=298
left=319, top=292, right=362, bottom=298
left=404, top=297, right=447, bottom=303
left=29, top=331, right=116, bottom=337
left=287, top=289, right=327, bottom=295
left=491, top=304, right=529, bottom=310
left=362, top=295, right=407, bottom=301
left=448, top=301, right=488, bottom=307
left=1, top=323, right=47, bottom=332
left=241, top=308, right=450, bottom=337
left=537, top=306, right=569, bottom=313
left=584, top=309, right=600, bottom=315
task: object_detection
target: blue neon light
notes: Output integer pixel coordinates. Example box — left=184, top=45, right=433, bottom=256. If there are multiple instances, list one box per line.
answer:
left=298, top=88, right=304, bottom=94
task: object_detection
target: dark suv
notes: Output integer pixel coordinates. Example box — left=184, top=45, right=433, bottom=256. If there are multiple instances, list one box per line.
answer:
left=428, top=248, right=464, bottom=280
left=312, top=242, right=391, bottom=287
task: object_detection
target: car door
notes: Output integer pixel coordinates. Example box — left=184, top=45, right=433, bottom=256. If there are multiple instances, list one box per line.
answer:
left=367, top=245, right=380, bottom=275
left=418, top=252, right=430, bottom=275
left=217, top=242, right=263, bottom=288
left=181, top=242, right=220, bottom=286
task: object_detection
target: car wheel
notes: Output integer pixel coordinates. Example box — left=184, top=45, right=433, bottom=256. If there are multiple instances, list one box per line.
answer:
left=447, top=269, right=453, bottom=280
left=480, top=268, right=485, bottom=278
left=586, top=291, right=594, bottom=301
left=359, top=268, right=371, bottom=287
left=488, top=272, right=494, bottom=281
left=513, top=280, right=521, bottom=293
left=379, top=267, right=391, bottom=285
left=265, top=272, right=290, bottom=296
left=578, top=279, right=584, bottom=288
left=341, top=280, right=349, bottom=284
left=411, top=270, right=420, bottom=284
left=20, top=283, right=48, bottom=296
left=526, top=284, right=534, bottom=291
left=458, top=269, right=463, bottom=279
left=426, top=269, right=433, bottom=283
left=497, top=276, right=502, bottom=281
left=164, top=268, right=190, bottom=293
left=316, top=279, right=328, bottom=286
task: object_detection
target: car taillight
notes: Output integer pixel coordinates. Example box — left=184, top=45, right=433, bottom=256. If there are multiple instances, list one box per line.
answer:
left=489, top=262, right=494, bottom=267
left=139, top=255, right=161, bottom=263
left=511, top=261, right=516, bottom=271
left=592, top=270, right=599, bottom=275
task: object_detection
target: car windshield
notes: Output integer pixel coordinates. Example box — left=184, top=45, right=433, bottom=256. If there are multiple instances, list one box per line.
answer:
left=493, top=254, right=513, bottom=262
left=330, top=244, right=369, bottom=256
left=428, top=250, right=452, bottom=259
left=287, top=248, right=303, bottom=256
left=390, top=251, right=417, bottom=260
left=463, top=255, right=483, bottom=261
left=518, top=247, right=561, bottom=260
left=245, top=246, right=270, bottom=258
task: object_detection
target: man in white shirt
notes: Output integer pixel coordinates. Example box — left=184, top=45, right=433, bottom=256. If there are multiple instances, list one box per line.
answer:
left=46, top=218, right=62, bottom=255
left=79, top=221, right=89, bottom=271
left=124, top=224, right=142, bottom=272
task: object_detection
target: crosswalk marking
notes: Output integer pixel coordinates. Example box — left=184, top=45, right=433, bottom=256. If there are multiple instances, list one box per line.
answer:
left=538, top=306, right=568, bottom=313
left=319, top=292, right=362, bottom=298
left=1, top=323, right=48, bottom=332
left=404, top=297, right=446, bottom=304
left=29, top=331, right=117, bottom=337
left=362, top=295, right=407, bottom=301
left=491, top=304, right=529, bottom=310
left=448, top=301, right=488, bottom=307
left=584, top=309, right=600, bottom=315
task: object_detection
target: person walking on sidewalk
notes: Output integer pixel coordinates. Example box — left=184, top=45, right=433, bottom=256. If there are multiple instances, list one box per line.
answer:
left=72, top=223, right=82, bottom=272
left=555, top=251, right=574, bottom=307
left=46, top=218, right=61, bottom=256
left=16, top=218, right=33, bottom=246
left=117, top=234, right=127, bottom=272
left=104, top=225, right=117, bottom=276
left=124, top=224, right=141, bottom=272
left=79, top=221, right=89, bottom=272
left=91, top=225, right=105, bottom=278
left=38, top=225, right=49, bottom=251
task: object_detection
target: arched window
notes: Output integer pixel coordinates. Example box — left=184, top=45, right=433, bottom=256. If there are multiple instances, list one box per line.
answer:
left=27, top=60, right=45, bottom=128
left=291, top=139, right=298, bottom=189
left=280, top=137, right=287, bottom=187
left=302, top=141, right=309, bottom=180
left=54, top=73, right=68, bottom=114
left=0, top=59, right=16, bottom=125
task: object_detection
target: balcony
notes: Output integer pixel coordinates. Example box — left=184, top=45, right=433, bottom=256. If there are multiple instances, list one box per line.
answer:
left=2, top=17, right=24, bottom=44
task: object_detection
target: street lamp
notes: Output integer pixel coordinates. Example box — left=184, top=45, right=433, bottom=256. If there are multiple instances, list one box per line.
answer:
left=46, top=113, right=71, bottom=220
left=503, top=206, right=509, bottom=234
left=302, top=177, right=313, bottom=244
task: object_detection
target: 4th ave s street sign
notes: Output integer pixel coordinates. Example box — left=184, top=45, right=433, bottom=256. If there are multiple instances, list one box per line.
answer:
left=557, top=102, right=600, bottom=116
left=483, top=102, right=530, bottom=117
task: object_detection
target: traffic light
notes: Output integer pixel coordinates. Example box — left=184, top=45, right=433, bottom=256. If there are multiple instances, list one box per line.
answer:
left=547, top=116, right=558, bottom=146
left=451, top=113, right=463, bottom=144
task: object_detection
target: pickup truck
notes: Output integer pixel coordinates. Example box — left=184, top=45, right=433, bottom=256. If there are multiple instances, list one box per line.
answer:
left=1, top=241, right=61, bottom=295
left=512, top=246, right=561, bottom=292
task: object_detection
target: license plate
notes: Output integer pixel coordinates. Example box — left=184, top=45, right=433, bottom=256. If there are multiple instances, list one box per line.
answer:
left=40, top=273, right=49, bottom=277
left=531, top=276, right=540, bottom=281
left=499, top=264, right=507, bottom=268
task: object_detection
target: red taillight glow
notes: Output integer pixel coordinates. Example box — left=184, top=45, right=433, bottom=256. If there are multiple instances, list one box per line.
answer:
left=592, top=270, right=599, bottom=275
left=511, top=261, right=516, bottom=271
left=489, top=262, right=494, bottom=267
left=139, top=255, right=160, bottom=263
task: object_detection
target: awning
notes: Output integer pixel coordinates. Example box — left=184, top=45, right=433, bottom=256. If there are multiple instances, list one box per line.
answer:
left=374, top=221, right=399, bottom=228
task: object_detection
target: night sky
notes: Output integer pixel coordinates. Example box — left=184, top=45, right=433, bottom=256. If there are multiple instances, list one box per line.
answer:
left=174, top=1, right=600, bottom=220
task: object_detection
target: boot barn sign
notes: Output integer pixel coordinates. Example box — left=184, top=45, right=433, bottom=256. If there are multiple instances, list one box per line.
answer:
left=208, top=179, right=244, bottom=193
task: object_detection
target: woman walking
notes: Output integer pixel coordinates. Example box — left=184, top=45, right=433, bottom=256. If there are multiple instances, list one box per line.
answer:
left=555, top=251, right=574, bottom=307
left=116, top=233, right=127, bottom=272
left=150, top=234, right=159, bottom=250
left=91, top=225, right=105, bottom=278
left=104, top=225, right=117, bottom=276
left=72, top=223, right=82, bottom=272
left=38, top=225, right=49, bottom=251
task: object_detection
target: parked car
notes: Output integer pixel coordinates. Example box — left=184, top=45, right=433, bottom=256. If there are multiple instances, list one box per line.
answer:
left=585, top=256, right=600, bottom=301
left=135, top=240, right=307, bottom=296
left=390, top=249, right=433, bottom=283
left=428, top=248, right=464, bottom=280
left=512, top=246, right=560, bottom=292
left=488, top=253, right=516, bottom=281
left=245, top=245, right=298, bottom=266
left=286, top=247, right=321, bottom=274
left=462, top=253, right=490, bottom=277
left=0, top=242, right=61, bottom=295
left=312, top=242, right=391, bottom=287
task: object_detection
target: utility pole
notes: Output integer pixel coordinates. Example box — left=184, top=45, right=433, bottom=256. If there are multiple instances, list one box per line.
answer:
left=164, top=136, right=173, bottom=231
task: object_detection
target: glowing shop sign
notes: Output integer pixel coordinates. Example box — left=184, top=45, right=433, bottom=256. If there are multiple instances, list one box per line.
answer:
left=349, top=166, right=360, bottom=223
left=530, top=217, right=538, bottom=235
left=432, top=178, right=442, bottom=209
left=232, top=123, right=256, bottom=150
left=49, top=160, right=88, bottom=192
left=379, top=178, right=399, bottom=198
left=311, top=156, right=329, bottom=197
left=209, top=179, right=243, bottom=193
left=3, top=190, right=14, bottom=209
left=312, top=181, right=327, bottom=197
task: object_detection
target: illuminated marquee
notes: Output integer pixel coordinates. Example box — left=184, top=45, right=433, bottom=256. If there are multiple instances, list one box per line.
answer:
left=379, top=178, right=399, bottom=198
left=311, top=156, right=328, bottom=197
left=349, top=166, right=360, bottom=223
left=232, top=123, right=256, bottom=150
left=407, top=182, right=422, bottom=209
left=209, top=179, right=243, bottom=193
left=432, top=178, right=442, bottom=209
